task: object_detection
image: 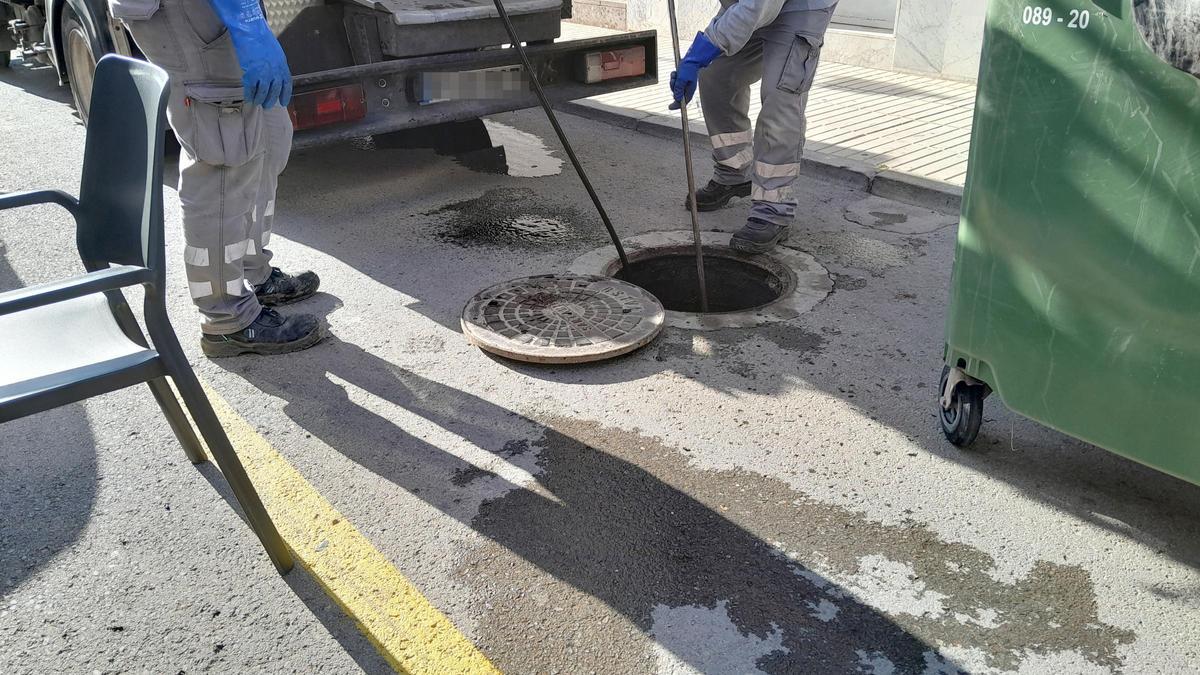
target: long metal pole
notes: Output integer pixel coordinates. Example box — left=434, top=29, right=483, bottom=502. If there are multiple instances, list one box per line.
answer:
left=665, top=0, right=710, bottom=312
left=489, top=0, right=629, bottom=269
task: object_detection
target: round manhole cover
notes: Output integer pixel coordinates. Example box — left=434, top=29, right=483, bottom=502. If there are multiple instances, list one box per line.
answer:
left=462, top=274, right=665, bottom=364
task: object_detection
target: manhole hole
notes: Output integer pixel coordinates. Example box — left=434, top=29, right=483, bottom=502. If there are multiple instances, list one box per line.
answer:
left=614, top=247, right=790, bottom=313
left=462, top=274, right=665, bottom=363
left=570, top=231, right=832, bottom=330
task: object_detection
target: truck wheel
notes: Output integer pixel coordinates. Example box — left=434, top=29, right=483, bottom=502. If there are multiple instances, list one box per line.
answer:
left=940, top=365, right=984, bottom=447
left=62, top=7, right=101, bottom=124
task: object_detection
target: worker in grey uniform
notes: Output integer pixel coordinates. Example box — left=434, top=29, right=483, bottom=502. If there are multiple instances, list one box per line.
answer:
left=107, top=0, right=323, bottom=357
left=670, top=0, right=838, bottom=253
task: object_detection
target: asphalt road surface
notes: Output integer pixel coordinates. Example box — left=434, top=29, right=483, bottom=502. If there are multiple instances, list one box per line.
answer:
left=3, top=53, right=1200, bottom=674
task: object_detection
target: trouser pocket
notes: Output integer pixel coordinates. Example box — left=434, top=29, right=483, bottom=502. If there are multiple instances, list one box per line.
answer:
left=182, top=83, right=267, bottom=167
left=777, top=34, right=822, bottom=95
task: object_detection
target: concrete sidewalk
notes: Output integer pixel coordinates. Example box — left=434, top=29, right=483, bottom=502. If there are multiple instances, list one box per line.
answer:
left=560, top=22, right=976, bottom=210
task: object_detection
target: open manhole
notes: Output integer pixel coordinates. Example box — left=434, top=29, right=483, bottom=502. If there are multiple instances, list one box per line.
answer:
left=571, top=231, right=832, bottom=330
left=614, top=246, right=792, bottom=313
left=462, top=274, right=665, bottom=363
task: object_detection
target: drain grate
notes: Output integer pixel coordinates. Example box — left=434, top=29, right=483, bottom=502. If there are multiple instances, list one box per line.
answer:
left=462, top=274, right=665, bottom=363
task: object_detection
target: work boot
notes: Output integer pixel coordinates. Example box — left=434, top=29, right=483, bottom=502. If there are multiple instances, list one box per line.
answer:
left=201, top=307, right=324, bottom=358
left=730, top=218, right=790, bottom=254
left=254, top=267, right=320, bottom=306
left=684, top=180, right=752, bottom=212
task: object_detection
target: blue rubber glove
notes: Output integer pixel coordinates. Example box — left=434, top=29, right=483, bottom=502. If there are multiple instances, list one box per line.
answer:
left=205, top=0, right=292, bottom=108
left=669, top=32, right=723, bottom=110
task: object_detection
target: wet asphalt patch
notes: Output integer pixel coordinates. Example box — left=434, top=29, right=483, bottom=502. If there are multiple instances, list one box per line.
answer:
left=427, top=188, right=599, bottom=249
left=801, top=231, right=926, bottom=279
left=652, top=325, right=828, bottom=381
left=452, top=465, right=501, bottom=487
left=458, top=420, right=1133, bottom=674
left=843, top=195, right=958, bottom=235
left=353, top=119, right=562, bottom=179
left=831, top=272, right=869, bottom=291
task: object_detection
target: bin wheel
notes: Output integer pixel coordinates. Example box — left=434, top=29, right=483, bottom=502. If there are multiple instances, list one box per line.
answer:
left=940, top=365, right=983, bottom=447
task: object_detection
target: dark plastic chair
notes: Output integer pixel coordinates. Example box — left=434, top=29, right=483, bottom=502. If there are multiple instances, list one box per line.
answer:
left=0, top=55, right=293, bottom=574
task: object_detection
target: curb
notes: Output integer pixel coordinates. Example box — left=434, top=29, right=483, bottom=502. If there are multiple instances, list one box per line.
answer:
left=556, top=100, right=963, bottom=215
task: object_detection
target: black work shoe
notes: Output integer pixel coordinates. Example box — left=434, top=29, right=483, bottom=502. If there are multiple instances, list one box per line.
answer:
left=201, top=307, right=324, bottom=358
left=685, top=180, right=752, bottom=212
left=254, top=267, right=320, bottom=306
left=730, top=218, right=790, bottom=254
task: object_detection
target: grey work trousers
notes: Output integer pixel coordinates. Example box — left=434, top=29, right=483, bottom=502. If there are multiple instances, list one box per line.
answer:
left=109, top=0, right=292, bottom=334
left=699, top=6, right=835, bottom=228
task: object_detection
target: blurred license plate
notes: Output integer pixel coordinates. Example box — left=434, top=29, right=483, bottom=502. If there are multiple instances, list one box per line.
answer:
left=416, top=67, right=529, bottom=104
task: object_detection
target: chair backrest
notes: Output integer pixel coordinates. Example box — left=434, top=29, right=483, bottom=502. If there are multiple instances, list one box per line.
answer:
left=75, top=55, right=170, bottom=276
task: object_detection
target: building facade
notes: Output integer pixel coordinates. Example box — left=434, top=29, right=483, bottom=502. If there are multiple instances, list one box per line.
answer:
left=617, top=0, right=989, bottom=82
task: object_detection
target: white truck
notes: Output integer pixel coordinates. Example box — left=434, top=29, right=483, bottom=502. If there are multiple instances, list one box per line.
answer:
left=1, top=0, right=656, bottom=147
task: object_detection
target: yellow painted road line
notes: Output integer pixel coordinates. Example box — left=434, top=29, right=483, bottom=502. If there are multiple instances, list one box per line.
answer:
left=200, top=384, right=499, bottom=675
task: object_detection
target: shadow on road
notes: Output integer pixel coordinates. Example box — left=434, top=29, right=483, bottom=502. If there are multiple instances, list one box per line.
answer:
left=216, top=332, right=952, bottom=672
left=0, top=248, right=98, bottom=598
left=214, top=310, right=1135, bottom=672
left=0, top=56, right=74, bottom=107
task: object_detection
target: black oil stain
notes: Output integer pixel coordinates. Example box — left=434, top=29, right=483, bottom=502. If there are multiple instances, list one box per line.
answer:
left=904, top=236, right=930, bottom=252
left=707, top=323, right=827, bottom=355
left=832, top=272, right=868, bottom=291
left=451, top=465, right=499, bottom=487
left=653, top=331, right=758, bottom=380
left=500, top=439, right=531, bottom=458
left=746, top=323, right=828, bottom=353
left=869, top=211, right=910, bottom=227
left=460, top=420, right=1134, bottom=674
left=652, top=325, right=826, bottom=380
left=803, top=231, right=912, bottom=278
left=428, top=188, right=598, bottom=249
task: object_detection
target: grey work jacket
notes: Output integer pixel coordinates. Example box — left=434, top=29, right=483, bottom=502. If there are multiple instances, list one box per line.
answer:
left=705, top=0, right=839, bottom=55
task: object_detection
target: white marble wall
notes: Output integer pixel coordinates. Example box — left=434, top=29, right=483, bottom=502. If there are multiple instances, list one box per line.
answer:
left=626, top=0, right=721, bottom=41
left=822, top=29, right=897, bottom=70
left=893, top=0, right=987, bottom=80
left=622, top=0, right=987, bottom=81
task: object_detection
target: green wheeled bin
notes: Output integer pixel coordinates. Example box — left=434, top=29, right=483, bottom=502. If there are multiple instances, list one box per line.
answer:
left=940, top=0, right=1200, bottom=483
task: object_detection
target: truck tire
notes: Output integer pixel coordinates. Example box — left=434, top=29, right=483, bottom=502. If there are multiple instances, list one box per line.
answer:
left=62, top=6, right=102, bottom=124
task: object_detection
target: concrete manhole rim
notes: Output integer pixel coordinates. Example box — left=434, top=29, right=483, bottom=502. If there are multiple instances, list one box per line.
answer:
left=461, top=273, right=666, bottom=364
left=569, top=231, right=833, bottom=331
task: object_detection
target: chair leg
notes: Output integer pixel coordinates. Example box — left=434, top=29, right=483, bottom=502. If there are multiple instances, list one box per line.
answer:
left=157, top=351, right=294, bottom=575
left=147, top=377, right=207, bottom=464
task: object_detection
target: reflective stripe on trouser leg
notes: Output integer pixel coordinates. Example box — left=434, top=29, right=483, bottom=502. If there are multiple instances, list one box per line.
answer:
left=750, top=160, right=800, bottom=222
left=242, top=107, right=293, bottom=287
left=747, top=9, right=830, bottom=229
left=699, top=39, right=764, bottom=185
left=178, top=152, right=267, bottom=335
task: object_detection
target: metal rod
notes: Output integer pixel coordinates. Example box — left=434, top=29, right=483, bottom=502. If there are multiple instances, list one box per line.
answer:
left=665, top=0, right=710, bottom=312
left=489, top=0, right=629, bottom=269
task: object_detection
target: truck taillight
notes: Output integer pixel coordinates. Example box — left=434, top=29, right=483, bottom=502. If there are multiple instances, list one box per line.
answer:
left=577, top=46, right=647, bottom=84
left=288, top=85, right=367, bottom=131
